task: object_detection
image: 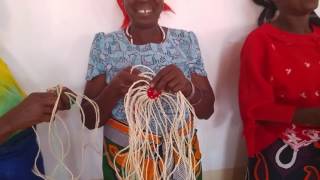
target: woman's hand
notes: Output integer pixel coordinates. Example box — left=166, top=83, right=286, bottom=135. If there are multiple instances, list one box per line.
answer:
left=0, top=89, right=74, bottom=142
left=151, top=64, right=192, bottom=96
left=4, top=87, right=73, bottom=130
left=293, top=108, right=320, bottom=127
left=53, top=87, right=75, bottom=111
left=3, top=92, right=57, bottom=131
left=109, top=67, right=142, bottom=97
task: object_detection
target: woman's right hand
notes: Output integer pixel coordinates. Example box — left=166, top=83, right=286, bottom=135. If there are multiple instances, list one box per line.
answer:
left=293, top=108, right=320, bottom=127
left=109, top=66, right=142, bottom=97
left=81, top=67, right=144, bottom=129
left=5, top=91, right=71, bottom=131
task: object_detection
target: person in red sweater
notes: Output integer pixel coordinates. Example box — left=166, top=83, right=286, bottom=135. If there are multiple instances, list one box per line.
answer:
left=239, top=0, right=320, bottom=179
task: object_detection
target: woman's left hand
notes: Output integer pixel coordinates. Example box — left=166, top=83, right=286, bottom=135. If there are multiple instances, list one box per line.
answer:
left=151, top=64, right=192, bottom=95
left=58, top=87, right=75, bottom=110
left=48, top=87, right=75, bottom=111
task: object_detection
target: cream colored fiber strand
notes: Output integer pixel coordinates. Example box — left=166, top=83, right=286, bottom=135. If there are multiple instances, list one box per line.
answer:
left=113, top=65, right=201, bottom=180
left=32, top=85, right=101, bottom=180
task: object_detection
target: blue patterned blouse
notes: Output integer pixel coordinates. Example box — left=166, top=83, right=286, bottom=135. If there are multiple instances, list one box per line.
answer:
left=86, top=28, right=207, bottom=134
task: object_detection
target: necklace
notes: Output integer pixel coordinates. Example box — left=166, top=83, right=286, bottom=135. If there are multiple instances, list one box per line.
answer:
left=125, top=25, right=166, bottom=44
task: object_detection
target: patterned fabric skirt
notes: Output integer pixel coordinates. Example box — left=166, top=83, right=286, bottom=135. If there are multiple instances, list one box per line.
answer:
left=0, top=128, right=44, bottom=180
left=246, top=139, right=320, bottom=180
left=102, top=119, right=202, bottom=180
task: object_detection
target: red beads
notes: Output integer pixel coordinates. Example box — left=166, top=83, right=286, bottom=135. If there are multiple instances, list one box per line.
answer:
left=147, top=88, right=161, bottom=99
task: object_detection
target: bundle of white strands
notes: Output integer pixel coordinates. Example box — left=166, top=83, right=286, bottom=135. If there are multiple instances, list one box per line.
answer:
left=32, top=85, right=101, bottom=180
left=114, top=65, right=200, bottom=180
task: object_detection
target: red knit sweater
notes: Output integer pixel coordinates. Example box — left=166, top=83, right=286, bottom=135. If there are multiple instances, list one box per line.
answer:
left=239, top=23, right=320, bottom=157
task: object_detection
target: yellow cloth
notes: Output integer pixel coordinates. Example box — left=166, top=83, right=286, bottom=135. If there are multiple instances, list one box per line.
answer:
left=0, top=58, right=25, bottom=141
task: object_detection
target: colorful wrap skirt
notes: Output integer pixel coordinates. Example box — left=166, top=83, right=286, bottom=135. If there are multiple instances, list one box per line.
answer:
left=102, top=119, right=202, bottom=180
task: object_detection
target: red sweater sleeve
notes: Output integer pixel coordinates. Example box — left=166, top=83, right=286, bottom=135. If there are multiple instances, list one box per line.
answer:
left=239, top=31, right=296, bottom=125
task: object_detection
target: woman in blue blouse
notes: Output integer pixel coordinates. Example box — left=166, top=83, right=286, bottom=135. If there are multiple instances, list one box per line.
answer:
left=82, top=0, right=215, bottom=179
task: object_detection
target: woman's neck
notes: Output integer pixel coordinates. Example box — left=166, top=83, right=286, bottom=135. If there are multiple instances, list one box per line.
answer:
left=273, top=13, right=312, bottom=34
left=127, top=24, right=164, bottom=45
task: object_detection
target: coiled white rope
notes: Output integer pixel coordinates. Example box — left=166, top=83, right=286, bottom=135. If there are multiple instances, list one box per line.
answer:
left=113, top=65, right=200, bottom=180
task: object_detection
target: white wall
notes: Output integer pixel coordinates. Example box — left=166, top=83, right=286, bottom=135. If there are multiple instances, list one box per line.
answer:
left=1, top=0, right=319, bottom=179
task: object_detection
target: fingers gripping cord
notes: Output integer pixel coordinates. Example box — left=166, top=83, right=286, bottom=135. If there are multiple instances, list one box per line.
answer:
left=32, top=85, right=101, bottom=180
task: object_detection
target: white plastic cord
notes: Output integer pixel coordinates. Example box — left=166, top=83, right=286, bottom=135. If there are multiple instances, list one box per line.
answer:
left=113, top=65, right=201, bottom=180
left=32, top=85, right=101, bottom=180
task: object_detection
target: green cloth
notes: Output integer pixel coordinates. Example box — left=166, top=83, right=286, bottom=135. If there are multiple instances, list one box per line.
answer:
left=0, top=58, right=25, bottom=141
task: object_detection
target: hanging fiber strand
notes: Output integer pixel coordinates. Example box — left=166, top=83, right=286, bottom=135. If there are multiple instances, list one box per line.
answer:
left=113, top=65, right=201, bottom=180
left=32, top=85, right=101, bottom=180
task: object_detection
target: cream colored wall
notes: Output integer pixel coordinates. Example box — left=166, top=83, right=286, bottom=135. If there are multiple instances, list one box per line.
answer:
left=1, top=0, right=319, bottom=179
